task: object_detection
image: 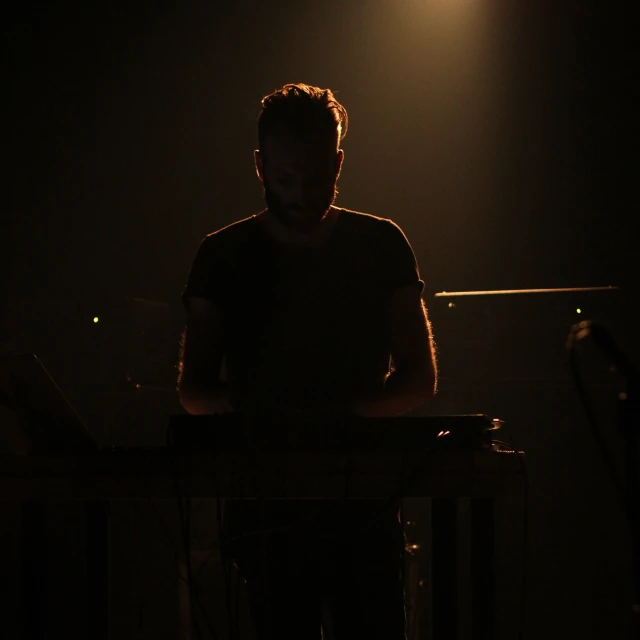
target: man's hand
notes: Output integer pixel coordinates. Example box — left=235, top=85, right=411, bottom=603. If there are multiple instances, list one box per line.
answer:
left=350, top=369, right=435, bottom=418
left=210, top=395, right=234, bottom=414
left=179, top=384, right=234, bottom=415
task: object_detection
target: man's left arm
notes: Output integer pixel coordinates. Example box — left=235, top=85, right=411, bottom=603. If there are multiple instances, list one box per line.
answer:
left=352, top=284, right=437, bottom=417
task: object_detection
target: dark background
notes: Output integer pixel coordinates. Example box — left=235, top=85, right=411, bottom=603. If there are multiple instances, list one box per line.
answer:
left=3, top=1, right=636, bottom=638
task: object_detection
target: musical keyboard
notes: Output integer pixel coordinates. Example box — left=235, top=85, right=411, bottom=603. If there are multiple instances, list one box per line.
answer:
left=0, top=414, right=526, bottom=640
left=0, top=414, right=517, bottom=501
left=0, top=447, right=521, bottom=500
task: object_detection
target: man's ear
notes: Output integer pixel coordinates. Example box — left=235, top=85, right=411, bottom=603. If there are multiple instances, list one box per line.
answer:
left=336, top=149, right=344, bottom=179
left=254, top=149, right=264, bottom=182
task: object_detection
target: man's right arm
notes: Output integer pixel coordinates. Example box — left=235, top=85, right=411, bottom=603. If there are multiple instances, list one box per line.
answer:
left=177, top=297, right=232, bottom=415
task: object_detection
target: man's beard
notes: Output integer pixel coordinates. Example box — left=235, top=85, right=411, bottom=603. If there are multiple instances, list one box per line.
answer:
left=263, top=182, right=338, bottom=232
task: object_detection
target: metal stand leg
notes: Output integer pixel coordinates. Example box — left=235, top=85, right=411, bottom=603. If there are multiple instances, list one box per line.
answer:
left=86, top=500, right=109, bottom=640
left=432, top=498, right=457, bottom=640
left=21, top=501, right=48, bottom=640
left=470, top=498, right=495, bottom=640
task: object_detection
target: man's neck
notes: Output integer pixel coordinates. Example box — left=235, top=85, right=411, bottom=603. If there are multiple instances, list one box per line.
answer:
left=258, top=206, right=341, bottom=248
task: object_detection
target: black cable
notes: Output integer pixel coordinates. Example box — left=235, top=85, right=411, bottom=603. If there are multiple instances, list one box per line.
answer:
left=139, top=495, right=219, bottom=587
left=567, top=324, right=640, bottom=622
left=492, top=438, right=529, bottom=640
left=135, top=499, right=190, bottom=587
left=568, top=340, right=628, bottom=511
left=172, top=452, right=225, bottom=640
left=388, top=435, right=529, bottom=640
left=215, top=410, right=273, bottom=640
left=173, top=454, right=202, bottom=640
left=216, top=491, right=238, bottom=640
left=231, top=438, right=247, bottom=640
left=235, top=565, right=241, bottom=640
left=397, top=497, right=416, bottom=640
left=135, top=458, right=218, bottom=637
left=217, top=413, right=412, bottom=543
left=220, top=435, right=431, bottom=543
left=167, top=425, right=232, bottom=639
left=192, top=543, right=222, bottom=582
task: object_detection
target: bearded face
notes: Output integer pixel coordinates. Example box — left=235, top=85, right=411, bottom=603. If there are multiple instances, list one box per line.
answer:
left=257, top=130, right=343, bottom=233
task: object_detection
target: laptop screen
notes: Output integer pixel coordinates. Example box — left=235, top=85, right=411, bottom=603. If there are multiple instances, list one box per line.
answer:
left=0, top=353, right=99, bottom=454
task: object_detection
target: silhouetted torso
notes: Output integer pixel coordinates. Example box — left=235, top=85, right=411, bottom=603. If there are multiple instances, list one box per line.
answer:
left=183, top=207, right=423, bottom=412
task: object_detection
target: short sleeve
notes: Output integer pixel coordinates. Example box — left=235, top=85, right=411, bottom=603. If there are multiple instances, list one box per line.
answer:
left=181, top=233, right=231, bottom=310
left=383, top=220, right=425, bottom=297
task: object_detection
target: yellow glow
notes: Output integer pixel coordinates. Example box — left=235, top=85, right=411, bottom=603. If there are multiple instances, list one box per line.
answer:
left=576, top=309, right=582, bottom=314
left=93, top=317, right=99, bottom=323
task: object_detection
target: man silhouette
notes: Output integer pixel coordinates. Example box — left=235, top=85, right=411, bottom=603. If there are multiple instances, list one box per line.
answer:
left=179, top=83, right=437, bottom=639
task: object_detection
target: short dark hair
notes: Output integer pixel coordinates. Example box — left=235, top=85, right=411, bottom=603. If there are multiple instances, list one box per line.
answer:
left=257, top=83, right=348, bottom=151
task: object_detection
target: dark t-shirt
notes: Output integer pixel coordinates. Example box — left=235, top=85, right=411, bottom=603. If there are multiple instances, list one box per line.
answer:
left=182, top=207, right=424, bottom=413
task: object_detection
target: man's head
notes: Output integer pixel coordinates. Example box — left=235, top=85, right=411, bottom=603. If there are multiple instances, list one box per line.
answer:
left=255, top=83, right=348, bottom=232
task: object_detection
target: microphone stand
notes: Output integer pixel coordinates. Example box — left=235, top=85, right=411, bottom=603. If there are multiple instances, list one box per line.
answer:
left=615, top=368, right=640, bottom=638
left=570, top=322, right=640, bottom=636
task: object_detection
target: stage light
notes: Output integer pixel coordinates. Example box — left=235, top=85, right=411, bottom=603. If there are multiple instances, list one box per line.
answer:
left=576, top=308, right=582, bottom=314
left=93, top=317, right=99, bottom=323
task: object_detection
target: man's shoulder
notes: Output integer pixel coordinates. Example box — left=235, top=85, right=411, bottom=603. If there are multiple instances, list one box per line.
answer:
left=339, top=208, right=404, bottom=236
left=203, top=213, right=261, bottom=243
left=196, top=214, right=263, bottom=258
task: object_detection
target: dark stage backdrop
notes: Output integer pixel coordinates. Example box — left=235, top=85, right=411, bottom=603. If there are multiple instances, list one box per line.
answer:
left=4, top=1, right=636, bottom=638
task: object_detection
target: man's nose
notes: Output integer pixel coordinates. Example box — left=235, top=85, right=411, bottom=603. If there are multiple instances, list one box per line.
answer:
left=291, top=183, right=311, bottom=208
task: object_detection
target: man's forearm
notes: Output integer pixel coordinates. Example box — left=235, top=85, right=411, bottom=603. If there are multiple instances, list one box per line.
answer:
left=351, top=369, right=436, bottom=418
